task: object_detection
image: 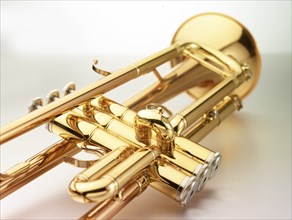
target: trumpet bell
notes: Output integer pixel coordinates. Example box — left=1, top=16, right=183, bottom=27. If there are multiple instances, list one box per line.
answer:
left=171, top=13, right=261, bottom=99
left=0, top=12, right=261, bottom=220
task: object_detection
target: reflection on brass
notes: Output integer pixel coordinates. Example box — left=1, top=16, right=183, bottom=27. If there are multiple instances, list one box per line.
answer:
left=0, top=13, right=261, bottom=219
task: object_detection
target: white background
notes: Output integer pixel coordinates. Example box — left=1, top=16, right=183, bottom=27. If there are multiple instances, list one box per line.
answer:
left=1, top=1, right=291, bottom=220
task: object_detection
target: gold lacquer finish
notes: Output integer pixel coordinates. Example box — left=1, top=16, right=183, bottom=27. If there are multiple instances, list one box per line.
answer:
left=0, top=13, right=261, bottom=219
left=171, top=13, right=261, bottom=99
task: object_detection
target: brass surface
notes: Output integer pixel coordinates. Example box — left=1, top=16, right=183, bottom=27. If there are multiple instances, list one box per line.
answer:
left=0, top=13, right=260, bottom=219
left=171, top=13, right=261, bottom=99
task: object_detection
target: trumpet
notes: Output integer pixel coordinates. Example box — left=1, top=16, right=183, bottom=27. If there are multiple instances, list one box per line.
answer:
left=0, top=13, right=261, bottom=219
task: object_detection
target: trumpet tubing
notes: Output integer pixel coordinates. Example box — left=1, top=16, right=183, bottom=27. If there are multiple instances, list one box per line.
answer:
left=0, top=13, right=261, bottom=219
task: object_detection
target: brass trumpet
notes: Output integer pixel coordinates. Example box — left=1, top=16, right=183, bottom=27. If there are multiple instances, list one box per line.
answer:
left=0, top=13, right=261, bottom=219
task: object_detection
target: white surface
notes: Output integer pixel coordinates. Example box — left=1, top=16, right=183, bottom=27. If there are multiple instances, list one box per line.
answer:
left=1, top=1, right=291, bottom=56
left=1, top=1, right=291, bottom=220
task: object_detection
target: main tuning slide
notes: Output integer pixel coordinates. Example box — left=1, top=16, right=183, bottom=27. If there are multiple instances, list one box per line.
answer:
left=0, top=13, right=261, bottom=219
